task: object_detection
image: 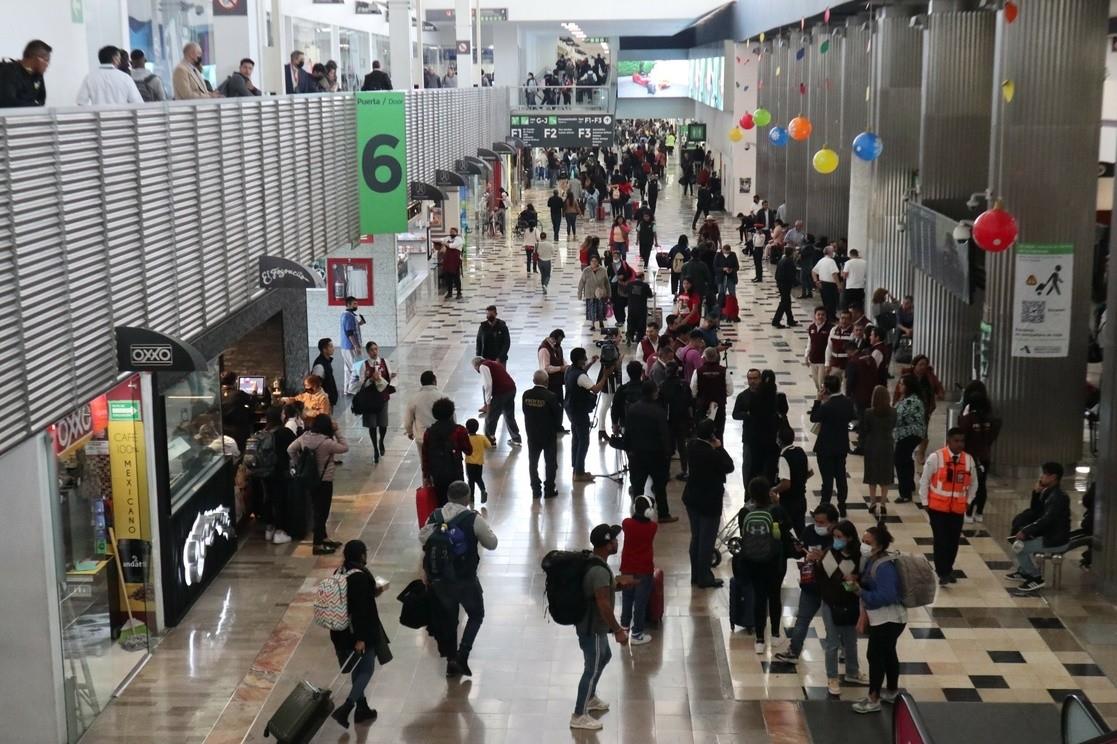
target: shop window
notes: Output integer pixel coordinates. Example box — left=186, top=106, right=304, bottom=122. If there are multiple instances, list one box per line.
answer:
left=164, top=361, right=230, bottom=514
left=53, top=375, right=153, bottom=743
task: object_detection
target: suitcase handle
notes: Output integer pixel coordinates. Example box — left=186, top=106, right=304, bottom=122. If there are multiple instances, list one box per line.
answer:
left=328, top=652, right=358, bottom=691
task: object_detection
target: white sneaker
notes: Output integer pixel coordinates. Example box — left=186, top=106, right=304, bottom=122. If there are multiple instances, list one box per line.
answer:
left=975, top=514, right=985, bottom=523
left=964, top=514, right=974, bottom=524
left=586, top=696, right=610, bottom=712
left=880, top=688, right=900, bottom=703
left=570, top=714, right=603, bottom=730
left=630, top=633, right=652, bottom=646
left=827, top=678, right=841, bottom=697
left=844, top=671, right=869, bottom=686
left=272, top=530, right=292, bottom=545
left=754, top=641, right=766, bottom=654
left=264, top=526, right=275, bottom=541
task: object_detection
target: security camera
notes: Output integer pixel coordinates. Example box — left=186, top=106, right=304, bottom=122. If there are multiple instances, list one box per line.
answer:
left=953, top=222, right=972, bottom=241
left=966, top=191, right=988, bottom=210
left=194, top=3, right=204, bottom=14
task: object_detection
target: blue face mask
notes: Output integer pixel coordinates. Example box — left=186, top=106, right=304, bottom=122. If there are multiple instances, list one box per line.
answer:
left=832, top=538, right=847, bottom=551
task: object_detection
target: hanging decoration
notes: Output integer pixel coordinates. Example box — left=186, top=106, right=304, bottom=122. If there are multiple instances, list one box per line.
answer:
left=973, top=200, right=1018, bottom=252
left=739, top=113, right=755, bottom=130
left=769, top=126, right=790, bottom=147
left=1001, top=79, right=1015, bottom=103
left=852, top=131, right=884, bottom=161
left=753, top=108, right=772, bottom=127
left=799, top=82, right=807, bottom=95
left=820, top=40, right=830, bottom=54
left=813, top=147, right=840, bottom=174
left=776, top=66, right=782, bottom=76
left=1004, top=0, right=1019, bottom=23
left=788, top=116, right=813, bottom=140
left=800, top=17, right=806, bottom=30
left=760, top=32, right=766, bottom=42
left=824, top=6, right=831, bottom=23
left=796, top=47, right=806, bottom=61
left=729, top=127, right=743, bottom=143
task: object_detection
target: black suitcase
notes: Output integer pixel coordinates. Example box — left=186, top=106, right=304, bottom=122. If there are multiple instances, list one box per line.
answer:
left=264, top=654, right=353, bottom=743
left=728, top=577, right=755, bottom=632
left=711, top=194, right=726, bottom=212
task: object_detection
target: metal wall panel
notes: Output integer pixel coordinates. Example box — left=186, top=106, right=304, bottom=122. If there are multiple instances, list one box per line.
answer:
left=866, top=10, right=922, bottom=298
left=768, top=41, right=789, bottom=210
left=984, top=0, right=1107, bottom=466
left=784, top=31, right=811, bottom=228
left=755, top=44, right=771, bottom=202
left=912, top=9, right=994, bottom=395
left=802, top=26, right=848, bottom=240
left=0, top=88, right=508, bottom=455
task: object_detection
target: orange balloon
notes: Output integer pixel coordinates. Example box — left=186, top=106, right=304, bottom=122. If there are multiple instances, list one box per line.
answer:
left=788, top=116, right=813, bottom=141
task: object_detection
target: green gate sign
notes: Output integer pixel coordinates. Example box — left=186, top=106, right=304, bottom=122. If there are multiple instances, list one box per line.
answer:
left=356, top=91, right=407, bottom=235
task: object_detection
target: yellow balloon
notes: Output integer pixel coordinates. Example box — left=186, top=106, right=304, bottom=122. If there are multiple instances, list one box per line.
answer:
left=729, top=127, right=743, bottom=142
left=813, top=147, right=839, bottom=174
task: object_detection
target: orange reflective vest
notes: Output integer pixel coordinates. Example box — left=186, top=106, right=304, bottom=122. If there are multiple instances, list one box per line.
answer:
left=927, top=448, right=972, bottom=514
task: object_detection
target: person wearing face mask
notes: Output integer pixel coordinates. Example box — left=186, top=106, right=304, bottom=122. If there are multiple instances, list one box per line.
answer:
left=850, top=524, right=906, bottom=714
left=815, top=520, right=867, bottom=696
left=328, top=540, right=388, bottom=728
left=713, top=241, right=739, bottom=312
left=173, top=42, right=212, bottom=99
left=285, top=50, right=316, bottom=94
left=774, top=504, right=838, bottom=665
left=358, top=342, right=396, bottom=464
left=734, top=477, right=795, bottom=654
left=282, top=374, right=331, bottom=428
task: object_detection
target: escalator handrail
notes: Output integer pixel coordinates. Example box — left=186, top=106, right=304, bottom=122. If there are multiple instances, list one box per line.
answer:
left=1063, top=692, right=1111, bottom=744
left=893, top=691, right=936, bottom=744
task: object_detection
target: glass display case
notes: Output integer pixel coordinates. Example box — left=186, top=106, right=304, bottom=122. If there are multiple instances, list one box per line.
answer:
left=162, top=361, right=226, bottom=514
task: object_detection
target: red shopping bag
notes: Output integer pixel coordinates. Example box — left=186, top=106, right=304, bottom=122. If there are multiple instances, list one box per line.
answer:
left=416, top=486, right=438, bottom=528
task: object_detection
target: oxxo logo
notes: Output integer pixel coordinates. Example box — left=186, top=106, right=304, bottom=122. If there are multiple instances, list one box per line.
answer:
left=130, top=343, right=173, bottom=366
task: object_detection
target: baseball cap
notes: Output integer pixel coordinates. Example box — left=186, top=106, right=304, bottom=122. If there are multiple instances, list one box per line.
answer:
left=590, top=523, right=623, bottom=548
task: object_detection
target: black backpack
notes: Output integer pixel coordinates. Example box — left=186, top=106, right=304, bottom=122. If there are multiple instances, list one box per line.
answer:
left=134, top=74, right=159, bottom=102
left=422, top=510, right=476, bottom=583
left=243, top=429, right=277, bottom=478
left=424, top=424, right=460, bottom=481
left=540, top=550, right=596, bottom=625
left=294, top=444, right=331, bottom=489
left=740, top=507, right=782, bottom=563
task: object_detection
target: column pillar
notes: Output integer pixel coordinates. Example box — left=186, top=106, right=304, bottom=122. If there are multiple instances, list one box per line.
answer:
left=843, top=20, right=872, bottom=254
left=491, top=23, right=520, bottom=90
left=983, top=0, right=1106, bottom=466
left=455, top=0, right=478, bottom=86
left=864, top=6, right=921, bottom=296
left=387, top=0, right=413, bottom=89
left=1097, top=185, right=1117, bottom=594
left=911, top=1, right=993, bottom=394
left=212, top=0, right=264, bottom=89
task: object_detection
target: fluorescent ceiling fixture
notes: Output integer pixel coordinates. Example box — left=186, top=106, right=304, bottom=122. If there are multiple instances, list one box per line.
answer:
left=1076, top=465, right=1092, bottom=473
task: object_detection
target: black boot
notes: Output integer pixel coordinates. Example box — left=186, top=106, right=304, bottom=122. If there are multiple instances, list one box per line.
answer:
left=456, top=650, right=473, bottom=677
left=446, top=658, right=462, bottom=677
left=354, top=700, right=378, bottom=724
left=331, top=700, right=354, bottom=729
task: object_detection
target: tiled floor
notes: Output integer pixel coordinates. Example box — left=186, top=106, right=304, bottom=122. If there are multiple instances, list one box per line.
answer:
left=79, top=170, right=1117, bottom=744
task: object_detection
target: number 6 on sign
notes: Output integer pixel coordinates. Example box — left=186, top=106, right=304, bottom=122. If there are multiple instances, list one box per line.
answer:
left=356, top=92, right=408, bottom=234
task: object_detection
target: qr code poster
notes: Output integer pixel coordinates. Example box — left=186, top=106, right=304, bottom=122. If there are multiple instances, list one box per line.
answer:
left=1011, top=243, right=1073, bottom=358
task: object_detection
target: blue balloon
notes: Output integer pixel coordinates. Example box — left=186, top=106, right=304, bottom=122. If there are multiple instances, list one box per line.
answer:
left=852, top=131, right=884, bottom=161
left=768, top=126, right=789, bottom=147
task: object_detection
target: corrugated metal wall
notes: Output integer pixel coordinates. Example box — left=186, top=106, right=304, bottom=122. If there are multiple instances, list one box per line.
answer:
left=768, top=41, right=789, bottom=209
left=803, top=26, right=847, bottom=240
left=912, top=9, right=995, bottom=396
left=755, top=44, right=771, bottom=201
left=865, top=10, right=922, bottom=297
left=784, top=32, right=810, bottom=226
left=0, top=88, right=509, bottom=455
left=984, top=0, right=1107, bottom=466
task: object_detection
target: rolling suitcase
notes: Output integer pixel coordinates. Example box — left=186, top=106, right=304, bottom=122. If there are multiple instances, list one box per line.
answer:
left=264, top=654, right=353, bottom=743
left=416, top=486, right=439, bottom=528
left=645, top=568, right=665, bottom=625
left=728, top=576, right=755, bottom=631
left=722, top=294, right=740, bottom=323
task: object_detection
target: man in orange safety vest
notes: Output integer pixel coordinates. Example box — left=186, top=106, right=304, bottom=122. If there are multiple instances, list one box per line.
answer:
left=918, top=427, right=978, bottom=586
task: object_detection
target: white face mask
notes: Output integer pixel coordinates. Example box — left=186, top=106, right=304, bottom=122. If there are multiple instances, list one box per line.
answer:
left=860, top=543, right=873, bottom=557
left=813, top=524, right=829, bottom=537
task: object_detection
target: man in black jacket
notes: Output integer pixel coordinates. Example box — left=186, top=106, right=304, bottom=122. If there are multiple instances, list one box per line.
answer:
left=361, top=60, right=393, bottom=90
left=731, top=368, right=763, bottom=485
left=692, top=185, right=712, bottom=230
left=311, top=337, right=340, bottom=408
left=681, top=419, right=735, bottom=587
left=547, top=189, right=564, bottom=241
left=1010, top=462, right=1072, bottom=593
left=808, top=375, right=856, bottom=516
left=476, top=306, right=510, bottom=364
left=610, top=361, right=646, bottom=434
left=772, top=246, right=799, bottom=328
left=0, top=40, right=51, bottom=107
left=522, top=371, right=562, bottom=499
left=624, top=381, right=676, bottom=522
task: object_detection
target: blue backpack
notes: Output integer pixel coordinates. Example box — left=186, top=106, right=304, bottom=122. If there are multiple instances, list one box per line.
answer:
left=423, top=509, right=476, bottom=583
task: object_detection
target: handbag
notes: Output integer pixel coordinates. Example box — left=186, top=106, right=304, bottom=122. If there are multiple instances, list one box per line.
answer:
left=397, top=579, right=433, bottom=629
left=894, top=336, right=913, bottom=365
left=856, top=604, right=870, bottom=634
left=373, top=623, right=393, bottom=665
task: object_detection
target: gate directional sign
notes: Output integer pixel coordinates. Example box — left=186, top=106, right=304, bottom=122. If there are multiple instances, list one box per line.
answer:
left=509, top=114, right=614, bottom=148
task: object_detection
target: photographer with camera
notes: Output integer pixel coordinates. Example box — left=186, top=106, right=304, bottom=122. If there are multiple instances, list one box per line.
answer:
left=565, top=347, right=617, bottom=483
left=593, top=328, right=625, bottom=444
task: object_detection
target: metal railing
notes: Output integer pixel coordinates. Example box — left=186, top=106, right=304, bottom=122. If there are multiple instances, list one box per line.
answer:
left=0, top=87, right=510, bottom=456
left=510, top=85, right=610, bottom=110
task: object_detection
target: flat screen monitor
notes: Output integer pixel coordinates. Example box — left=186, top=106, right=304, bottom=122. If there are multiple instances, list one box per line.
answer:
left=237, top=376, right=266, bottom=396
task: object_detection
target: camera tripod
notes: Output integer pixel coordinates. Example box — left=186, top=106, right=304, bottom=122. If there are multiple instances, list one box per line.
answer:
left=594, top=444, right=630, bottom=485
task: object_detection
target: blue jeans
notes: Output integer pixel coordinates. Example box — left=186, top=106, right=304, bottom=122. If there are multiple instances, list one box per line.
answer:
left=539, top=259, right=552, bottom=287
left=575, top=631, right=612, bottom=714
left=620, top=573, right=654, bottom=635
left=787, top=587, right=823, bottom=656
left=569, top=412, right=591, bottom=474
left=717, top=274, right=737, bottom=307
left=348, top=651, right=375, bottom=703
left=585, top=194, right=598, bottom=218
left=1016, top=537, right=1065, bottom=577
left=822, top=604, right=860, bottom=678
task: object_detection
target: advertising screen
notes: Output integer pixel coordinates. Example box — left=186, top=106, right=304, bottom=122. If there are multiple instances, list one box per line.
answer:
left=617, top=60, right=692, bottom=99
left=691, top=56, right=724, bottom=110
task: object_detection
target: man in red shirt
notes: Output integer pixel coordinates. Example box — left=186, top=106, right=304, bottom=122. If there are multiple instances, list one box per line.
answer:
left=473, top=357, right=523, bottom=447
left=825, top=310, right=855, bottom=381
left=803, top=306, right=832, bottom=392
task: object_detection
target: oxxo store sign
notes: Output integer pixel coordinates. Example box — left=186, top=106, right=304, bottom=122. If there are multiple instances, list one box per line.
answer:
left=51, top=403, right=94, bottom=456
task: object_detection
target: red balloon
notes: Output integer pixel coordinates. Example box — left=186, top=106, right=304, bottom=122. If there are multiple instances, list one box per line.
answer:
left=972, top=205, right=1018, bottom=252
left=739, top=113, right=755, bottom=130
left=1004, top=1, right=1018, bottom=23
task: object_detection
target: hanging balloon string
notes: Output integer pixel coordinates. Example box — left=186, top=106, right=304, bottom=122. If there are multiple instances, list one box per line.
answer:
left=822, top=30, right=829, bottom=148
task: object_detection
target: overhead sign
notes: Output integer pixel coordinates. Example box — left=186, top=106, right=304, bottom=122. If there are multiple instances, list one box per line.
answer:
left=436, top=168, right=468, bottom=187
left=687, top=122, right=707, bottom=142
left=1011, top=243, right=1074, bottom=358
left=357, top=91, right=407, bottom=234
left=354, top=0, right=379, bottom=13
left=476, top=147, right=499, bottom=161
left=456, top=40, right=471, bottom=56
left=212, top=0, right=247, bottom=15
left=906, top=203, right=971, bottom=304
left=410, top=181, right=444, bottom=202
left=258, top=255, right=324, bottom=289
left=426, top=8, right=507, bottom=22
left=115, top=326, right=207, bottom=372
left=509, top=114, right=615, bottom=148
left=51, top=404, right=94, bottom=456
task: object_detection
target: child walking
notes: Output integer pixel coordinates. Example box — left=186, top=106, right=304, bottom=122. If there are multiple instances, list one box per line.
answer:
left=620, top=495, right=659, bottom=645
left=464, top=418, right=492, bottom=503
